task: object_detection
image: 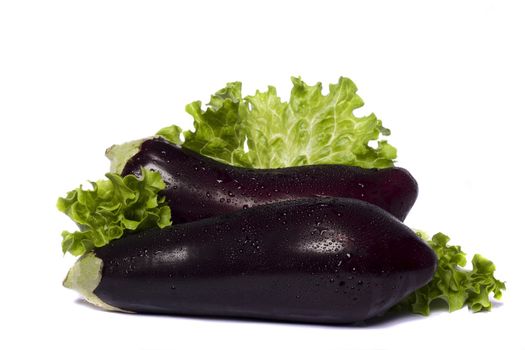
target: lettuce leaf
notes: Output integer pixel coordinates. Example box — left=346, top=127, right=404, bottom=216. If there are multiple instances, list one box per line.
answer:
left=58, top=168, right=171, bottom=256
left=157, top=77, right=396, bottom=169
left=399, top=232, right=506, bottom=315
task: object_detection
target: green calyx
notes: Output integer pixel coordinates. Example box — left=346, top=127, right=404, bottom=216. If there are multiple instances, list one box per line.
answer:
left=105, top=138, right=146, bottom=175
left=63, top=252, right=126, bottom=312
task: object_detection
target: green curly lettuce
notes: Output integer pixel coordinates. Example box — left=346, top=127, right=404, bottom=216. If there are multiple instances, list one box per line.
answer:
left=400, top=232, right=506, bottom=315
left=58, top=168, right=171, bottom=256
left=157, top=76, right=396, bottom=169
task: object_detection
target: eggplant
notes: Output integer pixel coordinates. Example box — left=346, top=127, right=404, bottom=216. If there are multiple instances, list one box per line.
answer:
left=122, top=138, right=418, bottom=222
left=64, top=197, right=436, bottom=324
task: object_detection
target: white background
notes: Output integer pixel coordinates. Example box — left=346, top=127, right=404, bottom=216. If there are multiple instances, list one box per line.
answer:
left=1, top=1, right=524, bottom=349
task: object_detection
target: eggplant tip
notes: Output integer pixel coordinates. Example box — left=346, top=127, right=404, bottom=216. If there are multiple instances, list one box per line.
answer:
left=105, top=138, right=146, bottom=174
left=63, top=252, right=125, bottom=313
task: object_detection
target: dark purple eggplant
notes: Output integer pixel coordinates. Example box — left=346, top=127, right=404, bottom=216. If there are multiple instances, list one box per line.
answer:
left=64, top=197, right=436, bottom=324
left=122, top=138, right=418, bottom=222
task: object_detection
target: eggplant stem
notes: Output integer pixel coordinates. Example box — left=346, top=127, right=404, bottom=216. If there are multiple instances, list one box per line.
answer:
left=63, top=252, right=128, bottom=313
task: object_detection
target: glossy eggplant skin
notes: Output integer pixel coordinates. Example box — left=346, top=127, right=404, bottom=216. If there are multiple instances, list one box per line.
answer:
left=93, top=197, right=436, bottom=324
left=122, top=138, right=418, bottom=222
